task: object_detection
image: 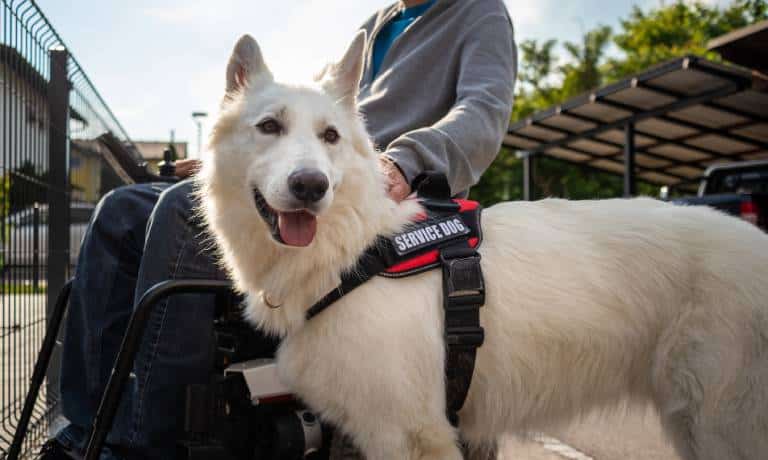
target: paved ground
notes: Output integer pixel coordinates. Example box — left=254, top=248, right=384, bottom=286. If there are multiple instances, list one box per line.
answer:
left=499, top=405, right=680, bottom=459
left=1, top=293, right=51, bottom=459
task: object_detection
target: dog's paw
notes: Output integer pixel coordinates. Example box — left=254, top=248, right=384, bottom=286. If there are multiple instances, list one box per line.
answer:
left=418, top=445, right=464, bottom=460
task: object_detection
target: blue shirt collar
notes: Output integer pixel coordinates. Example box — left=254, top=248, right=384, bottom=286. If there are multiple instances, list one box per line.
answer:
left=399, top=0, right=436, bottom=20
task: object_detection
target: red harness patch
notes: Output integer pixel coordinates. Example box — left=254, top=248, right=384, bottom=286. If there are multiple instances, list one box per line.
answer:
left=304, top=182, right=486, bottom=429
left=380, top=199, right=483, bottom=278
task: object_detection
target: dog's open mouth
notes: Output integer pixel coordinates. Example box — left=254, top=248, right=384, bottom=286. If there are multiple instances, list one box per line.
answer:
left=253, top=189, right=317, bottom=247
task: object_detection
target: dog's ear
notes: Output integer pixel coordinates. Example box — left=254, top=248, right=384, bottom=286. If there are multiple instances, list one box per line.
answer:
left=225, top=34, right=273, bottom=95
left=317, top=31, right=366, bottom=109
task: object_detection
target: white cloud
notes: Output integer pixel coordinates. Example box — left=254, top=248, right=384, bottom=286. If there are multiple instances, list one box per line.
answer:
left=503, top=0, right=550, bottom=27
left=260, top=0, right=376, bottom=84
left=165, top=0, right=384, bottom=154
left=157, top=0, right=554, bottom=150
left=143, top=0, right=253, bottom=24
left=144, top=4, right=220, bottom=24
left=39, top=0, right=633, bottom=148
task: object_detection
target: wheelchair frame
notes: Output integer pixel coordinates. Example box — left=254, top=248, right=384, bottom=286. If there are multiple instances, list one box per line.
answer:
left=10, top=279, right=333, bottom=460
left=11, top=145, right=334, bottom=460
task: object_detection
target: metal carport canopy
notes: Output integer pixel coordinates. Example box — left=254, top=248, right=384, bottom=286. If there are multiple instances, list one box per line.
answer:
left=503, top=55, right=768, bottom=198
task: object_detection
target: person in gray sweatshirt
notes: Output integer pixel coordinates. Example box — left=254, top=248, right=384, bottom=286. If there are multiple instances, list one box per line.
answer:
left=337, top=4, right=517, bottom=460
left=46, top=1, right=516, bottom=459
left=363, top=0, right=517, bottom=201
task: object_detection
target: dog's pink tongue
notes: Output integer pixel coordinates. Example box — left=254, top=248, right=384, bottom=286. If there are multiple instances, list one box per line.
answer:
left=278, top=211, right=317, bottom=247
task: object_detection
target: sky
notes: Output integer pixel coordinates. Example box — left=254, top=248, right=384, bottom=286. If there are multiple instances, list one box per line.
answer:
left=36, top=0, right=730, bottom=157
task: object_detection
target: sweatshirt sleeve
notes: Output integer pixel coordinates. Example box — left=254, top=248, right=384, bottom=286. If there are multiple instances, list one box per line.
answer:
left=384, top=13, right=517, bottom=195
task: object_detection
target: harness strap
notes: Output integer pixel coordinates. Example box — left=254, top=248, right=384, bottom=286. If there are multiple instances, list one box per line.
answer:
left=306, top=172, right=485, bottom=428
left=305, top=249, right=387, bottom=321
left=440, top=239, right=485, bottom=427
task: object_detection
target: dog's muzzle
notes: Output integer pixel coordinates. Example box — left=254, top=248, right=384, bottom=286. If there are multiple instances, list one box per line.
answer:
left=288, top=168, right=329, bottom=204
left=252, top=188, right=318, bottom=247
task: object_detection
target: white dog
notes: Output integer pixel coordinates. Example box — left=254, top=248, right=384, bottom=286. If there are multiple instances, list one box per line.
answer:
left=198, top=33, right=768, bottom=460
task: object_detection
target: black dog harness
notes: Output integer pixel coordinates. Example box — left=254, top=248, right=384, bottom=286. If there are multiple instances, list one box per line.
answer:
left=305, top=174, right=485, bottom=426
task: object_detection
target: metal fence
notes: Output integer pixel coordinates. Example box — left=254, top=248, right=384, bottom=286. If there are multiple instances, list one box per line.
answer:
left=1, top=1, right=135, bottom=457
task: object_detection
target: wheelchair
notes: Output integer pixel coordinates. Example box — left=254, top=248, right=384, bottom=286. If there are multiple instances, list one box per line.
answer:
left=8, top=137, right=335, bottom=460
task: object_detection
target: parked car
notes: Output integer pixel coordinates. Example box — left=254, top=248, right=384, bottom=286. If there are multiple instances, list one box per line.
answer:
left=671, top=160, right=768, bottom=232
left=4, top=202, right=95, bottom=268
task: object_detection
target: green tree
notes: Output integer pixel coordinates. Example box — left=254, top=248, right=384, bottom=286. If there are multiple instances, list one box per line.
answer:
left=532, top=25, right=615, bottom=199
left=518, top=39, right=558, bottom=94
left=471, top=0, right=768, bottom=206
left=560, top=25, right=612, bottom=96
left=474, top=25, right=615, bottom=202
left=511, top=39, right=560, bottom=120
left=467, top=148, right=522, bottom=204
left=607, top=0, right=768, bottom=80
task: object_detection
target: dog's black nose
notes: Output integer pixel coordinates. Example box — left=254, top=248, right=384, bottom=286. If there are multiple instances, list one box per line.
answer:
left=288, top=168, right=329, bottom=203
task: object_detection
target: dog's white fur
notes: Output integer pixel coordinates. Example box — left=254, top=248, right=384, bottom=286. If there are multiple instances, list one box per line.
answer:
left=198, top=34, right=768, bottom=460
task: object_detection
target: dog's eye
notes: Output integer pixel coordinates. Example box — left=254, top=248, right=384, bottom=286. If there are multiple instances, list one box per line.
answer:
left=322, top=127, right=340, bottom=144
left=256, top=118, right=282, bottom=135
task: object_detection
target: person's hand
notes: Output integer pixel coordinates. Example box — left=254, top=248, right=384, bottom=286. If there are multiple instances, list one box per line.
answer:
left=174, top=159, right=202, bottom=179
left=379, top=156, right=411, bottom=202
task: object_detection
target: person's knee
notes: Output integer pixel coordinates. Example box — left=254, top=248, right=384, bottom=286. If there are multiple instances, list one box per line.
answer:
left=147, top=181, right=198, bottom=235
left=156, top=181, right=195, bottom=216
left=92, top=184, right=151, bottom=230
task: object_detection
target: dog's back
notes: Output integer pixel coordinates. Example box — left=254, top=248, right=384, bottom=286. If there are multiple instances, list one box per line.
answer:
left=461, top=197, right=768, bottom=460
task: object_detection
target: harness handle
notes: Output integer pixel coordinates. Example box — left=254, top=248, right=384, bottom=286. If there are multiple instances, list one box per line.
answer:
left=412, top=171, right=452, bottom=200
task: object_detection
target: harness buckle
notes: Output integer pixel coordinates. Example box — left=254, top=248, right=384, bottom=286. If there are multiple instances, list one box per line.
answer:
left=440, top=253, right=485, bottom=306
left=445, top=326, right=485, bottom=347
left=445, top=292, right=485, bottom=310
left=441, top=248, right=485, bottom=350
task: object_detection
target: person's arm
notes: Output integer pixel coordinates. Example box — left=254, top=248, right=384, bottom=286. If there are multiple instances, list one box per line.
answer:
left=385, top=13, right=517, bottom=195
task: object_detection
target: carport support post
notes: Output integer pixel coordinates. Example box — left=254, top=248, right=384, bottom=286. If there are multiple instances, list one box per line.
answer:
left=47, top=47, right=71, bottom=404
left=624, top=123, right=636, bottom=197
left=523, top=151, right=535, bottom=201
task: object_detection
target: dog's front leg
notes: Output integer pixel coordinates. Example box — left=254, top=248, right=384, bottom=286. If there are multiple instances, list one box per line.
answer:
left=279, top=339, right=465, bottom=459
left=331, top=429, right=466, bottom=460
left=463, top=442, right=498, bottom=460
left=351, top=421, right=463, bottom=460
left=278, top=274, right=464, bottom=459
left=329, top=433, right=365, bottom=460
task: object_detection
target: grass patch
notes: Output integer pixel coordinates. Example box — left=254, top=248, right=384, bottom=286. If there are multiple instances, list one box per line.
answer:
left=1, top=283, right=47, bottom=294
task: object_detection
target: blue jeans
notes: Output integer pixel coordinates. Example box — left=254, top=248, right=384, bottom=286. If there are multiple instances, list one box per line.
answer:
left=56, top=180, right=227, bottom=459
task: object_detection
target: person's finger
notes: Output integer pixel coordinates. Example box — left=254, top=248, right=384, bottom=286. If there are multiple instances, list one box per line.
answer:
left=388, top=181, right=409, bottom=202
left=174, top=159, right=202, bottom=178
left=378, top=156, right=412, bottom=202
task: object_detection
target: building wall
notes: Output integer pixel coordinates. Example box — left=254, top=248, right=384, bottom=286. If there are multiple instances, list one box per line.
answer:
left=70, top=151, right=102, bottom=203
left=0, top=60, right=50, bottom=175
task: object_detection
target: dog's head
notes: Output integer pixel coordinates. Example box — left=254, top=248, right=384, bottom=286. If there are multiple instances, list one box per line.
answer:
left=207, top=32, right=379, bottom=248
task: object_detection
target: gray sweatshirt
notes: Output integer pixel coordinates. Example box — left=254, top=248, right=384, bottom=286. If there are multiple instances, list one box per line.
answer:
left=357, top=0, right=517, bottom=196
